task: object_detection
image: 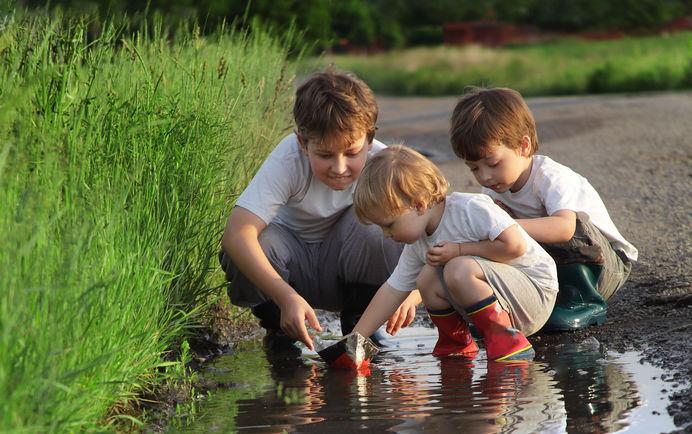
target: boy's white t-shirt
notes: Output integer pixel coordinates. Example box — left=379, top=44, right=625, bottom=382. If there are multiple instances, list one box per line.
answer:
left=235, top=133, right=386, bottom=242
left=482, top=155, right=638, bottom=262
left=387, top=193, right=558, bottom=292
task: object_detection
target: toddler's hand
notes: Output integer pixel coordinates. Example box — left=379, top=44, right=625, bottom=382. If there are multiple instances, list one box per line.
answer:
left=494, top=199, right=517, bottom=218
left=426, top=240, right=460, bottom=266
left=386, top=290, right=421, bottom=335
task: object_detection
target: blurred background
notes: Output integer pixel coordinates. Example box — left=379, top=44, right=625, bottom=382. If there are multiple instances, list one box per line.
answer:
left=16, top=0, right=692, bottom=49
left=14, top=0, right=692, bottom=96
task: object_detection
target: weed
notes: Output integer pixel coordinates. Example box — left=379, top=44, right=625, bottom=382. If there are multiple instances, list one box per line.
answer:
left=0, top=11, right=295, bottom=432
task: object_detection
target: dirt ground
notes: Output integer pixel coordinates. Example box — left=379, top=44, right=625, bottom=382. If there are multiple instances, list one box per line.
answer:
left=376, top=91, right=692, bottom=431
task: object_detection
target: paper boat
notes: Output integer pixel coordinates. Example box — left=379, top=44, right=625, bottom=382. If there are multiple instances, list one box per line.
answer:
left=315, top=332, right=379, bottom=370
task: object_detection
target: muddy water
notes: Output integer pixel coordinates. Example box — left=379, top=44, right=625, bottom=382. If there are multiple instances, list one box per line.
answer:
left=169, top=324, right=679, bottom=434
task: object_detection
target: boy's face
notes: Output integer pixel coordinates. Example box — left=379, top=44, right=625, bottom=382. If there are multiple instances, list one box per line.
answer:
left=300, top=132, right=372, bottom=191
left=464, top=139, right=533, bottom=193
left=367, top=207, right=429, bottom=244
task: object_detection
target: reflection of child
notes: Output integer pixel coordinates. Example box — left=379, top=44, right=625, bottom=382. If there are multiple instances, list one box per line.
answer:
left=351, top=145, right=558, bottom=361
left=450, top=87, right=637, bottom=330
left=219, top=69, right=421, bottom=351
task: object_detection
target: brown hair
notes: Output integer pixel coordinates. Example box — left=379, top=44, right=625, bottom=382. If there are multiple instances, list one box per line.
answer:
left=450, top=87, right=538, bottom=160
left=354, top=145, right=448, bottom=224
left=294, top=67, right=378, bottom=150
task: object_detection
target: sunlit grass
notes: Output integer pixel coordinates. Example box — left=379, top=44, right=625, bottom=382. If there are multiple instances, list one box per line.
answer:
left=303, top=31, right=692, bottom=96
left=0, top=12, right=295, bottom=432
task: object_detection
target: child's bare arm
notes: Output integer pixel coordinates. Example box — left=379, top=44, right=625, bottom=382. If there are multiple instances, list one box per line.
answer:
left=353, top=283, right=410, bottom=339
left=221, top=207, right=321, bottom=349
left=517, top=209, right=576, bottom=243
left=427, top=224, right=527, bottom=266
left=386, top=290, right=422, bottom=335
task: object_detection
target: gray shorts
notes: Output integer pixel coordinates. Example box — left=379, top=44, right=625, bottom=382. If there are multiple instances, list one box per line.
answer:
left=219, top=206, right=403, bottom=311
left=438, top=259, right=557, bottom=337
left=541, top=213, right=632, bottom=300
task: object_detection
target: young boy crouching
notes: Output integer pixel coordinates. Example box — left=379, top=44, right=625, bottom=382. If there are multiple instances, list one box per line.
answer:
left=351, top=145, right=558, bottom=361
left=450, top=87, right=637, bottom=330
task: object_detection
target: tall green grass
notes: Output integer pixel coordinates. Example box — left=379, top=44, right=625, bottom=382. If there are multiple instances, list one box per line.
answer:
left=304, top=32, right=692, bottom=96
left=0, top=13, right=294, bottom=432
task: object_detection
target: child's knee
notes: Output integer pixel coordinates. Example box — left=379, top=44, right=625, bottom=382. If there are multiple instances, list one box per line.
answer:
left=443, top=257, right=483, bottom=287
left=415, top=265, right=437, bottom=290
left=257, top=224, right=295, bottom=265
left=416, top=265, right=446, bottom=304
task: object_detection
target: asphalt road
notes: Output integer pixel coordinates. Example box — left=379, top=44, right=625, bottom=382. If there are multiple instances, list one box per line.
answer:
left=376, top=91, right=692, bottom=431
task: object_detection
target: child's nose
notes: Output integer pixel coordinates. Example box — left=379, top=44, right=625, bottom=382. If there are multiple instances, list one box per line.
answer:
left=332, top=155, right=347, bottom=173
left=478, top=168, right=492, bottom=182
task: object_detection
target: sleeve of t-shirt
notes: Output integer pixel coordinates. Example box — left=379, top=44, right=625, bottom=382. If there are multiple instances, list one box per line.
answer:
left=234, top=143, right=303, bottom=224
left=480, top=186, right=497, bottom=199
left=370, top=139, right=387, bottom=155
left=462, top=195, right=517, bottom=241
left=386, top=244, right=424, bottom=292
left=479, top=187, right=504, bottom=210
left=537, top=167, right=583, bottom=216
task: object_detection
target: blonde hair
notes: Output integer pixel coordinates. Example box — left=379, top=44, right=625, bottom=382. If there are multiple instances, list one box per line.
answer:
left=294, top=66, right=377, bottom=150
left=354, top=145, right=448, bottom=224
left=450, top=87, right=538, bottom=160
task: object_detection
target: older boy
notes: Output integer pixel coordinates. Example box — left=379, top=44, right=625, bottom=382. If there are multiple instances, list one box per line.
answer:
left=220, top=69, right=421, bottom=351
left=450, top=87, right=637, bottom=330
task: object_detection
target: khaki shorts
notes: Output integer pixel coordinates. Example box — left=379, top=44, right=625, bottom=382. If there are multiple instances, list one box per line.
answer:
left=541, top=213, right=632, bottom=301
left=438, top=258, right=557, bottom=337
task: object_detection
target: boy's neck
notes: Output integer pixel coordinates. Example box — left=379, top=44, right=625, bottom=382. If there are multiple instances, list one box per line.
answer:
left=510, top=156, right=534, bottom=193
left=425, top=199, right=446, bottom=236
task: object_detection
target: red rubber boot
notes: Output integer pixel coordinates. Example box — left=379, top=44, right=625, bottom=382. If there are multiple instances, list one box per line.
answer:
left=428, top=308, right=479, bottom=357
left=467, top=299, right=534, bottom=361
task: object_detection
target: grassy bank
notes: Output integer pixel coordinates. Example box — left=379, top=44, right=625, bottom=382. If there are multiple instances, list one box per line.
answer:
left=0, top=13, right=294, bottom=432
left=303, top=32, right=692, bottom=96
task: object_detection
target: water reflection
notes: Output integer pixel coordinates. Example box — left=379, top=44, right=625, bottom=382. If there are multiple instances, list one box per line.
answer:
left=169, top=328, right=673, bottom=434
left=536, top=339, right=641, bottom=433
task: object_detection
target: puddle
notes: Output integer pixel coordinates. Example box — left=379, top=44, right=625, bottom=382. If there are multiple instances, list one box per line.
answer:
left=167, top=326, right=680, bottom=433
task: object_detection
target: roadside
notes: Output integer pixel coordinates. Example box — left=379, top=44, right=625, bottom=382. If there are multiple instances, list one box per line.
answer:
left=309, top=32, right=692, bottom=97
left=377, top=91, right=692, bottom=431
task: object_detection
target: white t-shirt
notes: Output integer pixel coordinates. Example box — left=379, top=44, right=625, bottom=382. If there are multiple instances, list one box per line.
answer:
left=235, top=133, right=386, bottom=242
left=482, top=155, right=638, bottom=262
left=387, top=193, right=558, bottom=292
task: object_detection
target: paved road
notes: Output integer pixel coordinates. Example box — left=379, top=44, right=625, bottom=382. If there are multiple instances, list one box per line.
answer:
left=377, top=91, right=692, bottom=430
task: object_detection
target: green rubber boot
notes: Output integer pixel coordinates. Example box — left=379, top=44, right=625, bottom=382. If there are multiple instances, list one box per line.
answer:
left=543, top=263, right=607, bottom=331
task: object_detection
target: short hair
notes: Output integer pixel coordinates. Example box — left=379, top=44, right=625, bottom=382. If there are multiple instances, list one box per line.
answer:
left=450, top=87, right=538, bottom=161
left=354, top=145, right=448, bottom=224
left=294, top=67, right=378, bottom=150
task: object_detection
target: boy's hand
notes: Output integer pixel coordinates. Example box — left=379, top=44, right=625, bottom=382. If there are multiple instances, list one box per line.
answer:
left=426, top=241, right=460, bottom=266
left=494, top=199, right=517, bottom=218
left=385, top=290, right=421, bottom=335
left=279, top=293, right=322, bottom=351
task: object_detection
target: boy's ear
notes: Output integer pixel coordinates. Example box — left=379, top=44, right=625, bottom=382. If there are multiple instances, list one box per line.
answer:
left=519, top=135, right=531, bottom=156
left=413, top=200, right=427, bottom=214
left=296, top=131, right=309, bottom=153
